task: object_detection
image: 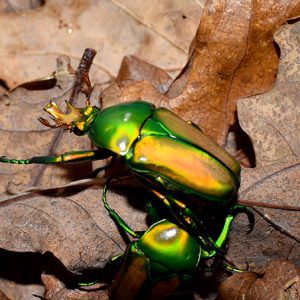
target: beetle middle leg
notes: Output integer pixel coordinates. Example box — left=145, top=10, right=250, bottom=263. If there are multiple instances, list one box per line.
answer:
left=102, top=181, right=144, bottom=239
left=149, top=189, right=220, bottom=252
left=150, top=189, right=254, bottom=257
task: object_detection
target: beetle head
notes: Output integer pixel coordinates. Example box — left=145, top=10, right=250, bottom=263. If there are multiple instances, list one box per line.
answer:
left=39, top=101, right=99, bottom=135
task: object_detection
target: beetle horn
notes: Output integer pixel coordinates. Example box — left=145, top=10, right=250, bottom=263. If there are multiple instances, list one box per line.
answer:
left=39, top=100, right=86, bottom=130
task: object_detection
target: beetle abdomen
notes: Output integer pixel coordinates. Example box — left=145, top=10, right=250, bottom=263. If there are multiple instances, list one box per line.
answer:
left=127, top=135, right=237, bottom=202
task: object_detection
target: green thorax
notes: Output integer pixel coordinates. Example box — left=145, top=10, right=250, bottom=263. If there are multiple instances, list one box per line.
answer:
left=137, top=219, right=201, bottom=274
left=88, top=101, right=155, bottom=155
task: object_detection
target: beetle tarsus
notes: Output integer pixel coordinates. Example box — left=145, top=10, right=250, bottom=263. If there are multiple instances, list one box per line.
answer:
left=229, top=204, right=255, bottom=233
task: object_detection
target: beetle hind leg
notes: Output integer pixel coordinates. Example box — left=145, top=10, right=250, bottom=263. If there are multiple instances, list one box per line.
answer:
left=228, top=204, right=255, bottom=233
left=202, top=205, right=254, bottom=259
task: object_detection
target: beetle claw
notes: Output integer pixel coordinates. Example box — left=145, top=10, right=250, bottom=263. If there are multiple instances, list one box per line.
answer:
left=228, top=204, right=254, bottom=234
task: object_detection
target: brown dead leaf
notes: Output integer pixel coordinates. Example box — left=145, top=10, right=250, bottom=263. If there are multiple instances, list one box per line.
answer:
left=217, top=271, right=257, bottom=300
left=42, top=274, right=108, bottom=300
left=233, top=22, right=300, bottom=265
left=0, top=2, right=299, bottom=299
left=113, top=0, right=205, bottom=52
left=218, top=260, right=300, bottom=300
left=0, top=279, right=43, bottom=300
left=0, top=178, right=147, bottom=272
left=228, top=159, right=300, bottom=270
left=101, top=1, right=300, bottom=147
left=116, top=55, right=173, bottom=94
left=0, top=178, right=148, bottom=298
left=0, top=0, right=201, bottom=89
left=166, top=0, right=300, bottom=145
left=238, top=158, right=300, bottom=239
left=0, top=288, right=11, bottom=300
left=0, top=0, right=44, bottom=13
left=226, top=210, right=300, bottom=271
left=238, top=21, right=300, bottom=165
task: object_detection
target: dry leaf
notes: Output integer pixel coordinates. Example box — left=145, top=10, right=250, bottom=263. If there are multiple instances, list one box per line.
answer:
left=0, top=1, right=299, bottom=299
left=239, top=158, right=300, bottom=239
left=0, top=0, right=202, bottom=88
left=227, top=160, right=300, bottom=270
left=116, top=55, right=173, bottom=94
left=0, top=179, right=147, bottom=272
left=230, top=21, right=300, bottom=271
left=42, top=274, right=108, bottom=300
left=0, top=0, right=44, bottom=13
left=0, top=56, right=94, bottom=194
left=218, top=260, right=300, bottom=300
left=167, top=0, right=300, bottom=145
left=238, top=22, right=300, bottom=165
left=0, top=279, right=43, bottom=300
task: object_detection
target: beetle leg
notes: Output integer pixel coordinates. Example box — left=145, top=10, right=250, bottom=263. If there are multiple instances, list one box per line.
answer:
left=201, top=204, right=254, bottom=258
left=0, top=150, right=109, bottom=165
left=150, top=189, right=219, bottom=252
left=230, top=204, right=255, bottom=233
left=145, top=201, right=163, bottom=223
left=102, top=183, right=144, bottom=239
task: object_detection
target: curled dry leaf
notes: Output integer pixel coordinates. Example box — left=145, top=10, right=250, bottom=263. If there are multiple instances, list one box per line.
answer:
left=101, top=59, right=170, bottom=110
left=218, top=260, right=300, bottom=300
left=238, top=22, right=300, bottom=165
left=168, top=0, right=299, bottom=145
left=116, top=55, right=173, bottom=94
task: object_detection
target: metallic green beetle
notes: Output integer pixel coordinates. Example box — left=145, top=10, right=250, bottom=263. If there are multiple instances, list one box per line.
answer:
left=108, top=202, right=248, bottom=300
left=0, top=99, right=253, bottom=250
left=109, top=219, right=201, bottom=300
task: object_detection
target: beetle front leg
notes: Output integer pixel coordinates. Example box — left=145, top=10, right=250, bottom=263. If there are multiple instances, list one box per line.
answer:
left=0, top=150, right=110, bottom=165
left=102, top=183, right=144, bottom=239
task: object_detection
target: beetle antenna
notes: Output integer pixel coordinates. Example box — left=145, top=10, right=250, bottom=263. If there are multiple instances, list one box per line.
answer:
left=38, top=117, right=61, bottom=128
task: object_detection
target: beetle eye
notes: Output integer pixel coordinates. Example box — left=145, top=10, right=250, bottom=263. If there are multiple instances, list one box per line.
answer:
left=71, top=124, right=85, bottom=136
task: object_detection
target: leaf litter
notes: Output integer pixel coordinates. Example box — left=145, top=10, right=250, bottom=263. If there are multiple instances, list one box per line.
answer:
left=0, top=0, right=299, bottom=299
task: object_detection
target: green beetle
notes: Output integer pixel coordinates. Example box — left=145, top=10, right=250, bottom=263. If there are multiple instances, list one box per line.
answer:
left=107, top=202, right=249, bottom=300
left=0, top=99, right=253, bottom=250
left=108, top=219, right=199, bottom=300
